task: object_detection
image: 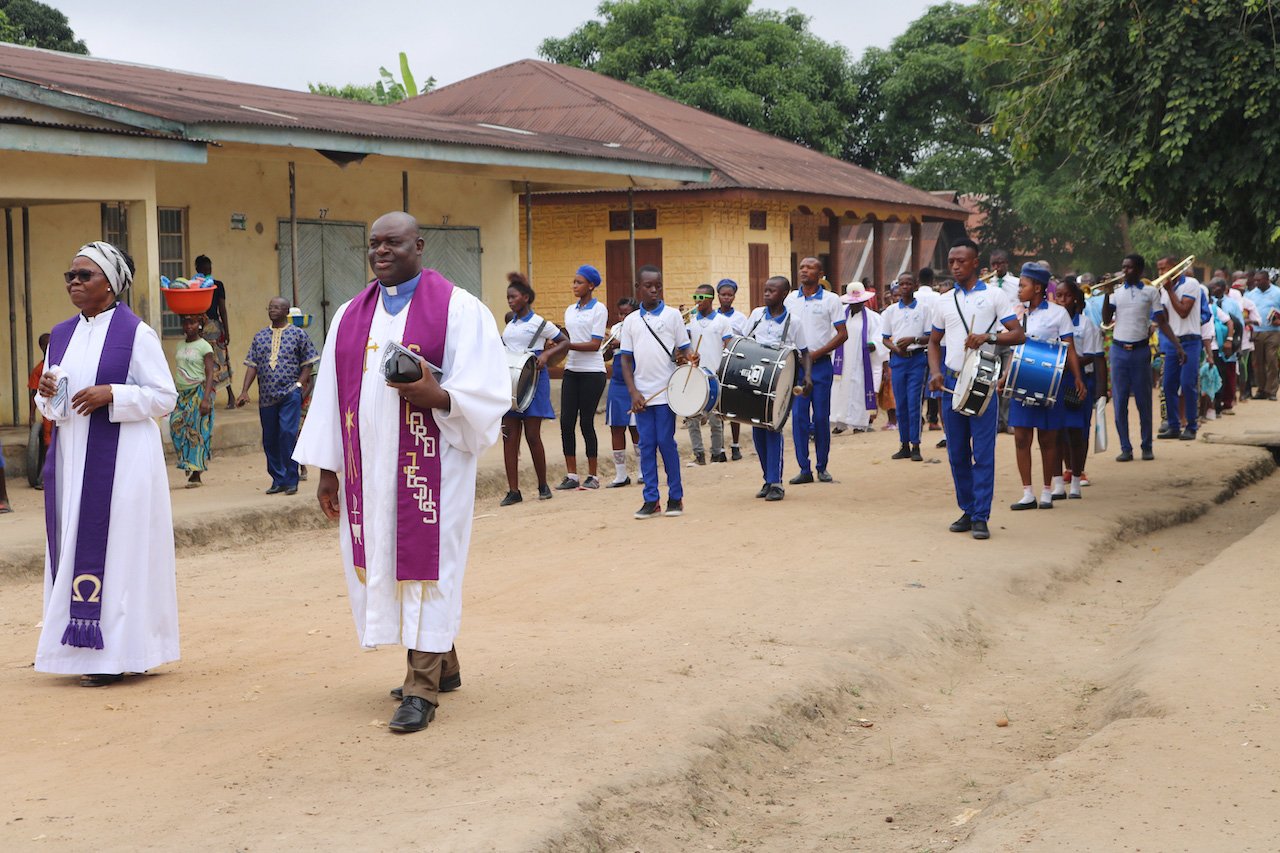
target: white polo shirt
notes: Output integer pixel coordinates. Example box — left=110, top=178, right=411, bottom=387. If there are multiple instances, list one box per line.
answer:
left=784, top=286, right=845, bottom=357
left=618, top=301, right=691, bottom=405
left=562, top=297, right=609, bottom=372
left=1072, top=313, right=1103, bottom=374
left=1159, top=278, right=1203, bottom=338
left=502, top=311, right=561, bottom=354
left=1023, top=299, right=1075, bottom=345
left=687, top=309, right=734, bottom=374
left=1107, top=283, right=1163, bottom=344
left=996, top=272, right=1020, bottom=303
left=880, top=299, right=932, bottom=352
left=930, top=281, right=1017, bottom=372
left=717, top=306, right=750, bottom=336
left=746, top=306, right=809, bottom=351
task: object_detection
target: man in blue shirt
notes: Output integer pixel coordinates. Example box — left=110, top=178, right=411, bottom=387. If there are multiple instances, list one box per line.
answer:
left=1246, top=269, right=1280, bottom=400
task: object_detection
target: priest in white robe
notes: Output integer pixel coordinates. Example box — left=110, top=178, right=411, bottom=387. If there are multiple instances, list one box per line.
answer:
left=832, top=283, right=887, bottom=432
left=294, top=212, right=508, bottom=734
left=35, top=242, right=179, bottom=686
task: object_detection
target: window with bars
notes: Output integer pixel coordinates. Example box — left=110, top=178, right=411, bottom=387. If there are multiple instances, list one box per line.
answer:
left=748, top=210, right=767, bottom=230
left=608, top=209, right=657, bottom=231
left=157, top=207, right=189, bottom=337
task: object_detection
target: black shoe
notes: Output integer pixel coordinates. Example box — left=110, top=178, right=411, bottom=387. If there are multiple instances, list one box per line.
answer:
left=693, top=452, right=706, bottom=466
left=1270, top=395, right=1278, bottom=401
left=711, top=452, right=728, bottom=463
left=937, top=438, right=947, bottom=449
left=1037, top=500, right=1054, bottom=509
left=1115, top=451, right=1134, bottom=462
left=664, top=499, right=684, bottom=517
left=910, top=445, right=923, bottom=462
left=1157, top=431, right=1180, bottom=440
left=765, top=485, right=785, bottom=501
left=284, top=486, right=298, bottom=496
left=1010, top=499, right=1037, bottom=511
left=949, top=514, right=973, bottom=533
left=265, top=485, right=284, bottom=494
left=1050, top=492, right=1066, bottom=501
left=1179, top=429, right=1197, bottom=441
left=892, top=444, right=912, bottom=460
left=730, top=447, right=743, bottom=461
left=606, top=477, right=631, bottom=488
left=388, top=696, right=435, bottom=733
left=1142, top=449, right=1155, bottom=461
left=538, top=484, right=553, bottom=500
left=817, top=469, right=833, bottom=483
left=499, top=490, right=522, bottom=506
left=634, top=501, right=661, bottom=519
left=582, top=475, right=600, bottom=489
left=789, top=471, right=814, bottom=485
left=390, top=672, right=460, bottom=702
left=971, top=520, right=990, bottom=540
left=553, top=476, right=578, bottom=490
left=755, top=484, right=769, bottom=499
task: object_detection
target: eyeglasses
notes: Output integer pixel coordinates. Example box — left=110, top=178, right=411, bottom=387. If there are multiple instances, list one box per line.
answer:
left=692, top=293, right=714, bottom=301
left=63, top=269, right=97, bottom=284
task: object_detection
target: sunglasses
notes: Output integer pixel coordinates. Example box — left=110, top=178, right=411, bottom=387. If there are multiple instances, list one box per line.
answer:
left=692, top=293, right=714, bottom=301
left=63, top=269, right=98, bottom=284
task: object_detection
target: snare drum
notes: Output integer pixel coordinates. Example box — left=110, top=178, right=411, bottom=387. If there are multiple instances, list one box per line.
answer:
left=951, top=347, right=1001, bottom=417
left=667, top=364, right=720, bottom=418
left=1003, top=339, right=1066, bottom=407
left=715, top=336, right=798, bottom=431
left=506, top=350, right=539, bottom=412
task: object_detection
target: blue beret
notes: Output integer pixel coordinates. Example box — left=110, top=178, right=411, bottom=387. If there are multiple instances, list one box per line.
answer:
left=576, top=264, right=601, bottom=287
left=1020, top=263, right=1051, bottom=286
left=717, top=278, right=738, bottom=292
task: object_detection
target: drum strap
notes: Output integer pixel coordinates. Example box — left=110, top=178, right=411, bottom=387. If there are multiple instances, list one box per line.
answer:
left=641, top=313, right=678, bottom=363
left=954, top=288, right=998, bottom=337
left=527, top=319, right=548, bottom=350
left=746, top=313, right=790, bottom=342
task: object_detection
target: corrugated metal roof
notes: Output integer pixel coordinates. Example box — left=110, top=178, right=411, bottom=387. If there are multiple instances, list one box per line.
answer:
left=401, top=60, right=967, bottom=218
left=0, top=44, right=707, bottom=169
left=0, top=114, right=213, bottom=143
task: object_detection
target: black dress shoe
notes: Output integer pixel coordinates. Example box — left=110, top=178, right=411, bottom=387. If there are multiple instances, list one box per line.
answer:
left=1115, top=450, right=1134, bottom=462
left=949, top=513, right=973, bottom=533
left=265, top=485, right=284, bottom=494
left=731, top=447, right=743, bottom=461
left=765, top=485, right=785, bottom=501
left=910, top=445, right=923, bottom=462
left=816, top=469, right=833, bottom=483
left=388, top=696, right=435, bottom=733
left=1142, top=449, right=1155, bottom=461
left=1157, top=431, right=1180, bottom=440
left=606, top=477, right=631, bottom=488
left=755, top=483, right=769, bottom=499
left=284, top=486, right=298, bottom=495
left=971, top=520, right=990, bottom=540
left=390, top=672, right=460, bottom=701
left=789, top=471, right=814, bottom=485
left=891, top=444, right=912, bottom=459
left=500, top=490, right=522, bottom=506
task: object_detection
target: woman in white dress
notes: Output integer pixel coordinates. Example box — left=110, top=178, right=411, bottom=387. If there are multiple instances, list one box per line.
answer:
left=34, top=242, right=179, bottom=687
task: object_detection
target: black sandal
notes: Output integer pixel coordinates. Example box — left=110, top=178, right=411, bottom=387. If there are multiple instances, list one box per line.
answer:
left=79, top=673, right=123, bottom=687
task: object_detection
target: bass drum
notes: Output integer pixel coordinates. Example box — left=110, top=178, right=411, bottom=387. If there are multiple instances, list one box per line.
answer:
left=25, top=417, right=46, bottom=488
left=1003, top=339, right=1066, bottom=407
left=715, top=336, right=797, bottom=432
left=506, top=350, right=539, bottom=412
left=951, top=346, right=1001, bottom=417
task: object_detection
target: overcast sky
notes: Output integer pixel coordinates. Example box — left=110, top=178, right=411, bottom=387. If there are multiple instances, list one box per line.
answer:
left=47, top=0, right=937, bottom=91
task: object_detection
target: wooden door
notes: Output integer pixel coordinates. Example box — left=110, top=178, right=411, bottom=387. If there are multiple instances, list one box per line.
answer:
left=605, top=238, right=662, bottom=323
left=748, top=243, right=769, bottom=311
left=421, top=226, right=482, bottom=298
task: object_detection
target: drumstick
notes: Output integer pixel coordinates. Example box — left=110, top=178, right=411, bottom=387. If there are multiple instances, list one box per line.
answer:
left=682, top=334, right=703, bottom=392
left=629, top=388, right=666, bottom=413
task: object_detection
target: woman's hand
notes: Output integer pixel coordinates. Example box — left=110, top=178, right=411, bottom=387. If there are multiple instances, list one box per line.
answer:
left=71, top=384, right=113, bottom=415
left=199, top=395, right=213, bottom=415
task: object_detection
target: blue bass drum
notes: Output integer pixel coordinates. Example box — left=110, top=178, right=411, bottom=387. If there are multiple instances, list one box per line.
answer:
left=1003, top=339, right=1067, bottom=407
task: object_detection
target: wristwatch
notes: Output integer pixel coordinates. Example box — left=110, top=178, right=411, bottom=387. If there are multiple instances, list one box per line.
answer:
left=987, top=332, right=998, bottom=344
left=294, top=381, right=303, bottom=389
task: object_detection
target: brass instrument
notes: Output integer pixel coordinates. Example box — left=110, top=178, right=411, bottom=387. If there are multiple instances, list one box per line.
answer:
left=1148, top=255, right=1196, bottom=289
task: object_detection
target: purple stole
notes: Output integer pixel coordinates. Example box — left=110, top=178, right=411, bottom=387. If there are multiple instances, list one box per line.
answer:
left=334, top=270, right=452, bottom=585
left=43, top=304, right=141, bottom=649
left=832, top=308, right=877, bottom=411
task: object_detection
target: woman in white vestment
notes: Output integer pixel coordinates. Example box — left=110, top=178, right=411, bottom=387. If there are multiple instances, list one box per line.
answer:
left=34, top=242, right=179, bottom=686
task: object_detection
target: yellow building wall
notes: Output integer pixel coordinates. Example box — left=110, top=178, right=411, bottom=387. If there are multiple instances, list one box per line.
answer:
left=0, top=146, right=524, bottom=424
left=521, top=196, right=792, bottom=323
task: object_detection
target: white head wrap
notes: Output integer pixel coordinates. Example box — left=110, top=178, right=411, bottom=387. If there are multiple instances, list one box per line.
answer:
left=75, top=241, right=132, bottom=294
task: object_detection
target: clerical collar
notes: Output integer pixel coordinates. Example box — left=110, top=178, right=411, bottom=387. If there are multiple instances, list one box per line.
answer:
left=381, top=273, right=421, bottom=315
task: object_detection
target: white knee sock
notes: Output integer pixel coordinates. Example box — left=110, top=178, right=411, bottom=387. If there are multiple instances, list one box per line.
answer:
left=1050, top=475, right=1065, bottom=496
left=612, top=450, right=627, bottom=482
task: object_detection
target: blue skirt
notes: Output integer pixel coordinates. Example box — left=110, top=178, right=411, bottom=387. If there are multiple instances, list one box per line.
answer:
left=1009, top=389, right=1067, bottom=431
left=1062, top=373, right=1096, bottom=430
left=508, top=367, right=555, bottom=419
left=605, top=377, right=635, bottom=427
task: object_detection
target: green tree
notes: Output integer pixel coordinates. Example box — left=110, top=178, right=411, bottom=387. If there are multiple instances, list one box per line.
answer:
left=310, top=52, right=435, bottom=104
left=0, top=0, right=87, bottom=53
left=980, top=0, right=1279, bottom=262
left=538, top=0, right=858, bottom=157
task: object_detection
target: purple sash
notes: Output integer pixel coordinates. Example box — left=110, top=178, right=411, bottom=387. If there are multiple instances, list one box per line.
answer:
left=334, top=271, right=451, bottom=584
left=43, top=304, right=141, bottom=649
left=832, top=309, right=877, bottom=411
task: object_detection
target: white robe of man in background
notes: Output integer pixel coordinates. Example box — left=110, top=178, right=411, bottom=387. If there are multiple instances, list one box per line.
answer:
left=833, top=305, right=886, bottom=431
left=294, top=289, right=508, bottom=653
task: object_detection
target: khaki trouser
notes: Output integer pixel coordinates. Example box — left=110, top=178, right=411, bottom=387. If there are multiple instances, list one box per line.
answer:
left=404, top=646, right=460, bottom=705
left=1252, top=331, right=1280, bottom=397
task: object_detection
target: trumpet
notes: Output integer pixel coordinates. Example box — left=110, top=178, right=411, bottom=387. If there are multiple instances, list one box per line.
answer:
left=1085, top=273, right=1124, bottom=296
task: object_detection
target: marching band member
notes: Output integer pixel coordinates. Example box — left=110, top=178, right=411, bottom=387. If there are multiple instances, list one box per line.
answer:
left=618, top=266, right=693, bottom=519
left=881, top=272, right=931, bottom=461
left=1154, top=255, right=1205, bottom=440
left=685, top=284, right=735, bottom=464
left=499, top=273, right=568, bottom=506
left=1101, top=254, right=1182, bottom=461
left=1008, top=265, right=1085, bottom=510
left=785, top=257, right=847, bottom=484
left=832, top=282, right=884, bottom=433
left=927, top=239, right=1025, bottom=540
left=1055, top=280, right=1106, bottom=497
left=745, top=276, right=812, bottom=501
left=717, top=278, right=750, bottom=460
left=604, top=298, right=641, bottom=486
left=556, top=264, right=610, bottom=490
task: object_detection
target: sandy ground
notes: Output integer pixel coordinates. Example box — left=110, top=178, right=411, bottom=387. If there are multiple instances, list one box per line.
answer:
left=1, top=399, right=1279, bottom=851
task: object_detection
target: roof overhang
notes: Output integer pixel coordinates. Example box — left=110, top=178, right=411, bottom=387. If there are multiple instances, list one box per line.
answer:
left=0, top=121, right=208, bottom=163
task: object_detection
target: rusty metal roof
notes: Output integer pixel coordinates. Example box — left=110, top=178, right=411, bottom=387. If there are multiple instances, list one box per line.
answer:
left=0, top=44, right=707, bottom=170
left=400, top=60, right=967, bottom=218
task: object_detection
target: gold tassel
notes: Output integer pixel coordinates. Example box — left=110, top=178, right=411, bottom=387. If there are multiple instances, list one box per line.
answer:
left=353, top=565, right=367, bottom=585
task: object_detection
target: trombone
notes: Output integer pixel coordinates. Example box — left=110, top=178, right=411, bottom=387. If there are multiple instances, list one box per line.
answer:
left=1148, top=255, right=1196, bottom=289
